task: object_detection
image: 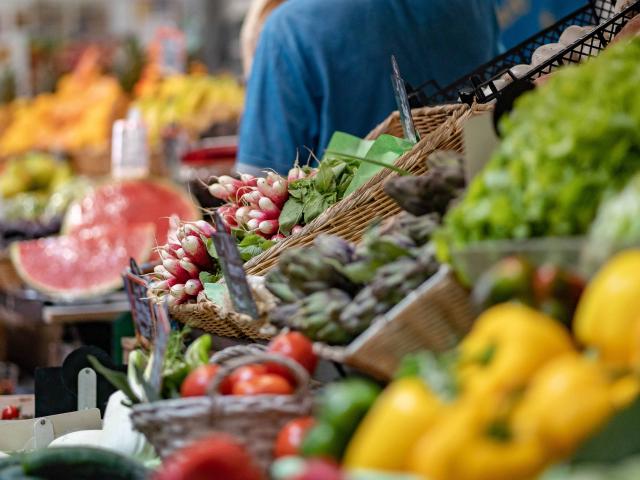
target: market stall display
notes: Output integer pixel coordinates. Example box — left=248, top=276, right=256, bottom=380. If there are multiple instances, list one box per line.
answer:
left=134, top=73, right=244, bottom=146
left=0, top=49, right=126, bottom=159
left=5, top=3, right=640, bottom=480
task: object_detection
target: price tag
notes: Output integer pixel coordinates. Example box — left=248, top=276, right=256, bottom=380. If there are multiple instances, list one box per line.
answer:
left=123, top=258, right=154, bottom=348
left=150, top=26, right=186, bottom=76
left=211, top=213, right=259, bottom=319
left=148, top=302, right=171, bottom=392
left=390, top=55, right=419, bottom=144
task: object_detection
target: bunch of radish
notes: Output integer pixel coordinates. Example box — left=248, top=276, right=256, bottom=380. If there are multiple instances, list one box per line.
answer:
left=206, top=169, right=313, bottom=240
left=149, top=217, right=218, bottom=306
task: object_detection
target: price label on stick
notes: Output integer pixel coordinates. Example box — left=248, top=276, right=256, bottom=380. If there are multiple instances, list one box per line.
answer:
left=391, top=55, right=419, bottom=145
left=149, top=302, right=171, bottom=392
left=211, top=213, right=259, bottom=319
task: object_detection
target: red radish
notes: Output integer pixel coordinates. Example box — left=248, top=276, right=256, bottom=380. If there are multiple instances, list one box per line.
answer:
left=235, top=206, right=251, bottom=224
left=175, top=248, right=186, bottom=259
left=259, top=220, right=279, bottom=236
left=163, top=258, right=191, bottom=283
left=150, top=279, right=169, bottom=291
left=218, top=205, right=239, bottom=228
left=288, top=167, right=306, bottom=182
left=185, top=278, right=203, bottom=296
left=181, top=235, right=212, bottom=269
left=292, top=225, right=304, bottom=235
left=258, top=196, right=281, bottom=217
left=248, top=209, right=279, bottom=222
left=273, top=233, right=286, bottom=241
left=208, top=183, right=230, bottom=201
left=246, top=219, right=260, bottom=231
left=179, top=259, right=200, bottom=278
left=193, top=220, right=216, bottom=237
left=240, top=173, right=258, bottom=186
left=170, top=284, right=189, bottom=304
left=240, top=190, right=262, bottom=207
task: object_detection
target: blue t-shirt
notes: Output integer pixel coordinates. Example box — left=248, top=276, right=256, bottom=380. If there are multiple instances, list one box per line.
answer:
left=237, top=0, right=500, bottom=175
left=497, top=0, right=584, bottom=48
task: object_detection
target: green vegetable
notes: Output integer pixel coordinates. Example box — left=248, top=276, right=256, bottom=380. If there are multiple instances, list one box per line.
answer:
left=234, top=232, right=275, bottom=261
left=301, top=422, right=345, bottom=460
left=395, top=351, right=458, bottom=402
left=304, top=378, right=381, bottom=460
left=439, top=38, right=640, bottom=259
left=184, top=334, right=212, bottom=370
left=21, top=447, right=148, bottom=480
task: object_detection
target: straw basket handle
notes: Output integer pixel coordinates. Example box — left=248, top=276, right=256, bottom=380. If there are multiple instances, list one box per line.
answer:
left=208, top=353, right=310, bottom=400
left=209, top=344, right=267, bottom=364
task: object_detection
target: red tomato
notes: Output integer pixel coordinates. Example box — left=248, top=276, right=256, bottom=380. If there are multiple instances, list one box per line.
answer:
left=266, top=332, right=318, bottom=383
left=228, top=364, right=268, bottom=390
left=274, top=417, right=315, bottom=458
left=180, top=364, right=231, bottom=397
left=1, top=405, right=20, bottom=420
left=232, top=374, right=294, bottom=396
left=154, top=434, right=263, bottom=480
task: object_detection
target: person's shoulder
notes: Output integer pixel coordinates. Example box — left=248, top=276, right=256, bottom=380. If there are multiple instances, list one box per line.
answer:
left=263, top=0, right=366, bottom=35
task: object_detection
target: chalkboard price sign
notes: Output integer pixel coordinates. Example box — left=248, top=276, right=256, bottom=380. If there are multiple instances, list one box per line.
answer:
left=211, top=213, right=259, bottom=319
left=391, top=55, right=419, bottom=145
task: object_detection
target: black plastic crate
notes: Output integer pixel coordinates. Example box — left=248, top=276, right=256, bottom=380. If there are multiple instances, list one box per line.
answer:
left=413, top=0, right=635, bottom=106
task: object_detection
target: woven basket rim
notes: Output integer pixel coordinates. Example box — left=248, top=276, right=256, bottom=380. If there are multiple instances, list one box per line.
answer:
left=244, top=104, right=470, bottom=274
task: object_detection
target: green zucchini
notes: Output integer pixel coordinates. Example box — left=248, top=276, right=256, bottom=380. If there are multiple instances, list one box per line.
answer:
left=22, top=447, right=148, bottom=480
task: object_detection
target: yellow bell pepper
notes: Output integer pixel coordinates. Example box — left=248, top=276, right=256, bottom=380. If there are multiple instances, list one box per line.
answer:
left=574, top=250, right=640, bottom=368
left=407, top=398, right=547, bottom=480
left=458, top=303, right=575, bottom=397
left=343, top=377, right=442, bottom=472
left=513, top=353, right=615, bottom=458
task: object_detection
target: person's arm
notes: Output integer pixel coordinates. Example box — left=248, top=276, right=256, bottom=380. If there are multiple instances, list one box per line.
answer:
left=236, top=10, right=319, bottom=175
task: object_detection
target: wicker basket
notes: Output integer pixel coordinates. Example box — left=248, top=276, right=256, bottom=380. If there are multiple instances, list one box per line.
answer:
left=244, top=104, right=471, bottom=276
left=130, top=346, right=312, bottom=473
left=315, top=266, right=475, bottom=380
left=168, top=300, right=275, bottom=340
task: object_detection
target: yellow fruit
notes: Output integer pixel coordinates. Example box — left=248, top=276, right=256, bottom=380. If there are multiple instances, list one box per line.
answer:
left=574, top=250, right=640, bottom=367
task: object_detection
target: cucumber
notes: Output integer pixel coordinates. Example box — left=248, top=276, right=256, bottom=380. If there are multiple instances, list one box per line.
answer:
left=0, top=465, right=43, bottom=480
left=22, top=447, right=148, bottom=480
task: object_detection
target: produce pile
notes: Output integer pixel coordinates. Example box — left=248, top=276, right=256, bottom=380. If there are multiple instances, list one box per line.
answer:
left=0, top=153, right=87, bottom=248
left=0, top=50, right=125, bottom=156
left=265, top=214, right=441, bottom=345
left=134, top=73, right=245, bottom=146
left=94, top=330, right=317, bottom=402
left=264, top=250, right=640, bottom=480
left=148, top=218, right=219, bottom=306
left=438, top=38, right=640, bottom=256
left=206, top=156, right=358, bottom=252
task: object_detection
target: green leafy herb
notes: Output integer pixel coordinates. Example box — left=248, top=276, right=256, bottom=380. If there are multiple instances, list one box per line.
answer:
left=236, top=233, right=275, bottom=261
left=279, top=197, right=304, bottom=233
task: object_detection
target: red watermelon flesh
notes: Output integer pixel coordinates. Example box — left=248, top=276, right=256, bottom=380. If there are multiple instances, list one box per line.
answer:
left=11, top=223, right=155, bottom=300
left=63, top=179, right=200, bottom=258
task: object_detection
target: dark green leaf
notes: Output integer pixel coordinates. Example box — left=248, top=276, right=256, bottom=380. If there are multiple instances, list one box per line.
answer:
left=279, top=198, right=305, bottom=233
left=236, top=232, right=275, bottom=261
left=199, top=271, right=221, bottom=284
left=133, top=358, right=162, bottom=403
left=303, top=190, right=329, bottom=224
left=572, top=396, right=640, bottom=464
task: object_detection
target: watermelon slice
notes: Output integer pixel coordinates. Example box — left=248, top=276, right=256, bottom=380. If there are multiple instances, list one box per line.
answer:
left=11, top=224, right=155, bottom=300
left=63, top=179, right=200, bottom=255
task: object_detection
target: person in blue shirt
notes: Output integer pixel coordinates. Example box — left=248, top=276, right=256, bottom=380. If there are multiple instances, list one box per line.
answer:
left=236, top=0, right=500, bottom=175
